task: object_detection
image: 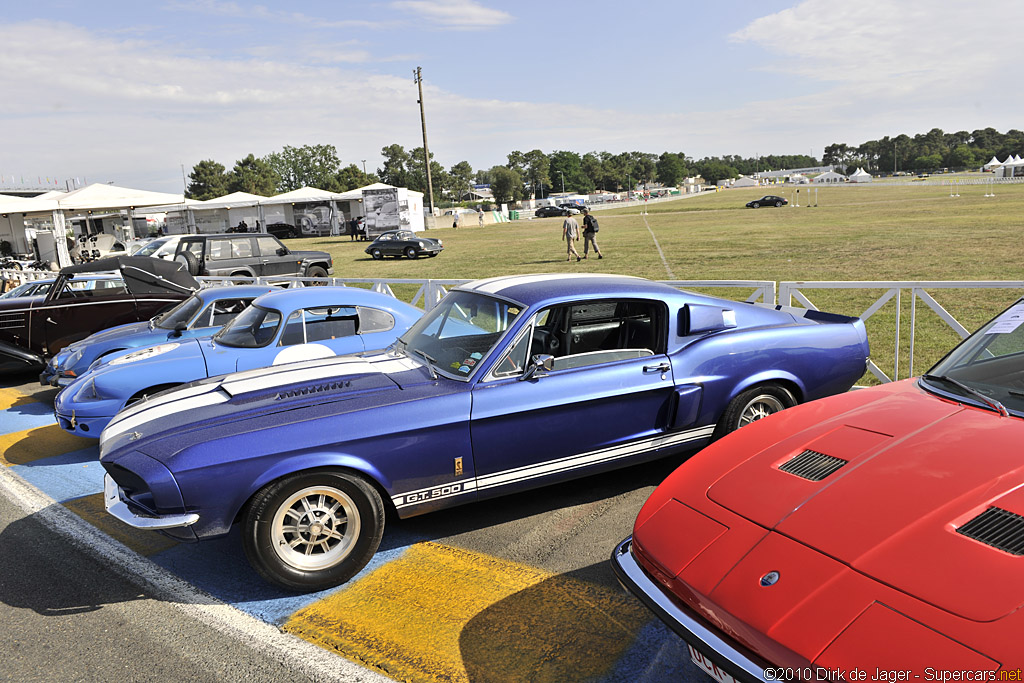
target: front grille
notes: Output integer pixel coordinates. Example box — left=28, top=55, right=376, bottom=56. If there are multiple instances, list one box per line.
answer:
left=779, top=449, right=848, bottom=481
left=957, top=507, right=1024, bottom=555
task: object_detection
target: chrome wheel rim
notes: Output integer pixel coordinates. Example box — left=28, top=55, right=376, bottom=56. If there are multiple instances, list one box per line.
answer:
left=270, top=485, right=360, bottom=571
left=737, top=394, right=785, bottom=428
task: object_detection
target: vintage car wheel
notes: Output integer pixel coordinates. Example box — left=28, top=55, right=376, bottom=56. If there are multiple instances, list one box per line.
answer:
left=371, top=248, right=383, bottom=260
left=242, top=470, right=384, bottom=592
left=751, top=201, right=760, bottom=208
left=714, top=384, right=795, bottom=439
left=404, top=247, right=418, bottom=259
left=305, top=265, right=328, bottom=285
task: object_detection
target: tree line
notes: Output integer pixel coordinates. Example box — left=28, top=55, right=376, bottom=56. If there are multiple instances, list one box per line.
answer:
left=185, top=127, right=1024, bottom=207
left=823, top=127, right=1024, bottom=175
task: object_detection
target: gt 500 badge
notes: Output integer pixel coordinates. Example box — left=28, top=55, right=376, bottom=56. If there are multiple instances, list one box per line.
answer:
left=397, top=482, right=470, bottom=506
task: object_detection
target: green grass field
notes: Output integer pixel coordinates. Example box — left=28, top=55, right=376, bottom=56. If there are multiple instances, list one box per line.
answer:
left=290, top=181, right=1024, bottom=384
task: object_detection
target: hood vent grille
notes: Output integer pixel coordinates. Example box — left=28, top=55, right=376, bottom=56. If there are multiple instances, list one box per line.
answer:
left=957, top=507, right=1024, bottom=555
left=779, top=449, right=848, bottom=481
left=276, top=379, right=351, bottom=400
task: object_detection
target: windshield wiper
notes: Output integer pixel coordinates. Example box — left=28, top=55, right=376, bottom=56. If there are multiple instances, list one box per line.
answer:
left=921, top=373, right=1009, bottom=417
left=406, top=347, right=438, bottom=379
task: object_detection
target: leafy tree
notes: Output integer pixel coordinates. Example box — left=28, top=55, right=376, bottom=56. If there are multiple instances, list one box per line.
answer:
left=489, top=166, right=522, bottom=205
left=408, top=146, right=448, bottom=206
left=449, top=161, right=474, bottom=201
left=228, top=154, right=278, bottom=196
left=548, top=150, right=591, bottom=194
left=695, top=159, right=738, bottom=185
left=378, top=144, right=411, bottom=188
left=523, top=149, right=550, bottom=197
left=335, top=164, right=378, bottom=192
left=186, top=159, right=229, bottom=200
left=656, top=152, right=687, bottom=187
left=264, top=144, right=343, bottom=192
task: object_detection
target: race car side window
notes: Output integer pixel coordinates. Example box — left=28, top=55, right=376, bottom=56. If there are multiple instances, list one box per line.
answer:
left=194, top=298, right=254, bottom=328
left=529, top=299, right=663, bottom=371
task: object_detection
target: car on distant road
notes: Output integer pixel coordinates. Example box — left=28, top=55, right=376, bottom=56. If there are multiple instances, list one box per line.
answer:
left=745, top=195, right=788, bottom=208
left=0, top=256, right=195, bottom=374
left=534, top=206, right=569, bottom=218
left=612, top=296, right=1024, bottom=677
left=98, top=274, right=868, bottom=591
left=41, top=284, right=277, bottom=387
left=56, top=286, right=422, bottom=438
left=365, top=230, right=443, bottom=259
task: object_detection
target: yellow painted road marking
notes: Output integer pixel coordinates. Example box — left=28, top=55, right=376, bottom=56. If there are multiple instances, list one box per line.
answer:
left=0, top=387, right=39, bottom=411
left=285, top=542, right=651, bottom=683
left=0, top=425, right=94, bottom=466
left=62, top=493, right=180, bottom=557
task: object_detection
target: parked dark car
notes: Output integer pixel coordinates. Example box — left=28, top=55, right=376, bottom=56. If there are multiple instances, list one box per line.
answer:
left=535, top=206, right=569, bottom=218
left=558, top=204, right=583, bottom=214
left=746, top=195, right=788, bottom=208
left=172, top=233, right=333, bottom=280
left=265, top=223, right=299, bottom=240
left=365, top=230, right=443, bottom=259
left=0, top=256, right=197, bottom=374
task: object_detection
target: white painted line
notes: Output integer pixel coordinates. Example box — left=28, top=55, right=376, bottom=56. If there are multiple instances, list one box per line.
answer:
left=0, top=465, right=394, bottom=683
left=642, top=214, right=676, bottom=281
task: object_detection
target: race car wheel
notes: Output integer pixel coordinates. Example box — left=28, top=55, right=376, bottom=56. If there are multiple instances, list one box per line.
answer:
left=404, top=247, right=418, bottom=259
left=714, top=383, right=795, bottom=439
left=243, top=470, right=384, bottom=592
left=371, top=248, right=383, bottom=260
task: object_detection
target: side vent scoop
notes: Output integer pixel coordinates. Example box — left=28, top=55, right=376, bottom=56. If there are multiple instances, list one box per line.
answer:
left=779, top=449, right=848, bottom=481
left=957, top=507, right=1024, bottom=556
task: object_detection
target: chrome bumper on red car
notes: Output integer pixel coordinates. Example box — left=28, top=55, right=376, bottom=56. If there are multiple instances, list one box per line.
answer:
left=611, top=536, right=770, bottom=683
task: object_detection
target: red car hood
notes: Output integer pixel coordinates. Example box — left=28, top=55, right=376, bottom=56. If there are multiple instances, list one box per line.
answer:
left=705, top=380, right=1024, bottom=622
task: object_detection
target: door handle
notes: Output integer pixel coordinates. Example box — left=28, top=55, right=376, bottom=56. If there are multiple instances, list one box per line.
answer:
left=46, top=317, right=58, bottom=325
left=643, top=362, right=670, bottom=373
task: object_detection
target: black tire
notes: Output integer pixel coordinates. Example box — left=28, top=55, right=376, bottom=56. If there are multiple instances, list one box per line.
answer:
left=751, top=202, right=760, bottom=208
left=305, top=265, right=328, bottom=285
left=713, top=383, right=795, bottom=440
left=175, top=250, right=200, bottom=276
left=404, top=247, right=418, bottom=259
left=242, top=470, right=384, bottom=592
left=125, top=383, right=182, bottom=408
left=230, top=271, right=254, bottom=285
left=371, top=249, right=383, bottom=260
left=775, top=201, right=783, bottom=207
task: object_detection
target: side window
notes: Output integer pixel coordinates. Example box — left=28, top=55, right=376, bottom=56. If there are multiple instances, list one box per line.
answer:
left=492, top=327, right=532, bottom=378
left=209, top=239, right=231, bottom=260
left=279, top=307, right=359, bottom=346
left=193, top=298, right=252, bottom=328
left=256, top=236, right=281, bottom=257
left=529, top=300, right=662, bottom=370
left=357, top=307, right=395, bottom=334
left=230, top=238, right=254, bottom=258
left=280, top=310, right=305, bottom=345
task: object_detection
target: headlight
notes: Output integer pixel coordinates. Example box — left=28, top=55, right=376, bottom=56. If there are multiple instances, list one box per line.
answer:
left=109, top=343, right=179, bottom=366
left=63, top=348, right=84, bottom=371
left=437, top=240, right=443, bottom=246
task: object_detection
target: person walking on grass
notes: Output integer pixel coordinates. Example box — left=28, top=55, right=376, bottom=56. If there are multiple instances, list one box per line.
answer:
left=581, top=208, right=603, bottom=259
left=562, top=212, right=581, bottom=262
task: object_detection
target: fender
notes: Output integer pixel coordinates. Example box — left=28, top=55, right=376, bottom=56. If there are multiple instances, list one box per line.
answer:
left=0, top=339, right=45, bottom=373
left=729, top=369, right=805, bottom=404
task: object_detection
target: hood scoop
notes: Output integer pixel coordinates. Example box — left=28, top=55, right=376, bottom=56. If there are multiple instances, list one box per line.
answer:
left=276, top=379, right=352, bottom=401
left=779, top=449, right=848, bottom=482
left=957, top=507, right=1024, bottom=556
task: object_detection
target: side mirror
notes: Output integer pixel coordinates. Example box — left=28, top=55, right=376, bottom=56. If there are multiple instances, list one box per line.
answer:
left=277, top=247, right=288, bottom=256
left=519, top=354, right=554, bottom=381
left=680, top=304, right=737, bottom=336
left=172, top=320, right=188, bottom=337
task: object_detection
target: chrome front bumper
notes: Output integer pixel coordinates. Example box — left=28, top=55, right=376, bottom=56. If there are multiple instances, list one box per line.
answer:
left=103, top=474, right=199, bottom=530
left=611, top=536, right=770, bottom=683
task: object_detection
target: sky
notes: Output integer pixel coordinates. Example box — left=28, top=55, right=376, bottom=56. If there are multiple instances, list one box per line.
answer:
left=1, top=0, right=1020, bottom=193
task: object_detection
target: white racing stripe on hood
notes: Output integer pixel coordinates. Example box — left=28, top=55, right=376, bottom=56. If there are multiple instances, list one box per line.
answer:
left=102, top=390, right=228, bottom=445
left=466, top=273, right=642, bottom=295
left=222, top=357, right=376, bottom=396
left=369, top=357, right=420, bottom=374
left=107, top=382, right=215, bottom=431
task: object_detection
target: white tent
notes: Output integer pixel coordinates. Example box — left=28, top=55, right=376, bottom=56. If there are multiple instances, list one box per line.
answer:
left=848, top=168, right=873, bottom=183
left=731, top=176, right=758, bottom=188
left=984, top=156, right=1003, bottom=170
left=812, top=171, right=846, bottom=184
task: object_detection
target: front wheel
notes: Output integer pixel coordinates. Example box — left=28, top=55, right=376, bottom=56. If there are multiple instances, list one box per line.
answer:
left=242, top=470, right=384, bottom=592
left=775, top=201, right=783, bottom=207
left=751, top=202, right=760, bottom=208
left=305, top=265, right=328, bottom=285
left=371, top=248, right=383, bottom=260
left=404, top=247, right=418, bottom=259
left=714, top=384, right=795, bottom=440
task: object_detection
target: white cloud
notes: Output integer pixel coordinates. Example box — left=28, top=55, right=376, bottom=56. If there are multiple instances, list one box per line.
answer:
left=389, top=0, right=513, bottom=29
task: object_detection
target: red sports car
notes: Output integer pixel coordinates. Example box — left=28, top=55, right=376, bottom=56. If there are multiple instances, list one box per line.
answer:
left=614, top=298, right=1024, bottom=679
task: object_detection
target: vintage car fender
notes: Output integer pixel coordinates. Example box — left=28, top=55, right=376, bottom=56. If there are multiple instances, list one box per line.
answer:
left=0, top=339, right=45, bottom=373
left=725, top=368, right=806, bottom=402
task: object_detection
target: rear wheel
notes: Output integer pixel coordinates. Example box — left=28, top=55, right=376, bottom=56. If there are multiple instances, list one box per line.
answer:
left=242, top=470, right=384, bottom=592
left=714, top=384, right=795, bottom=439
left=404, top=247, right=418, bottom=259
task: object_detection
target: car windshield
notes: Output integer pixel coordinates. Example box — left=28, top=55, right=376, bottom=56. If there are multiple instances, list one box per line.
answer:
left=134, top=237, right=172, bottom=257
left=153, top=294, right=203, bottom=330
left=397, top=290, right=522, bottom=379
left=212, top=305, right=281, bottom=348
left=923, top=300, right=1024, bottom=416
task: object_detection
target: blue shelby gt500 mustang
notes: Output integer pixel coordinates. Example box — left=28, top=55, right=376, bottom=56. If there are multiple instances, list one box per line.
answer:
left=99, top=274, right=870, bottom=591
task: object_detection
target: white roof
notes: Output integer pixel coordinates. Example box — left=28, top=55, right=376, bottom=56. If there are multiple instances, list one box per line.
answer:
left=266, top=186, right=349, bottom=204
left=984, top=156, right=1003, bottom=167
left=0, top=183, right=184, bottom=215
left=849, top=167, right=872, bottom=177
left=190, top=191, right=265, bottom=210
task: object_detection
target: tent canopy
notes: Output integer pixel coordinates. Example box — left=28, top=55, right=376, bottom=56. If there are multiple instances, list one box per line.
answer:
left=0, top=183, right=184, bottom=216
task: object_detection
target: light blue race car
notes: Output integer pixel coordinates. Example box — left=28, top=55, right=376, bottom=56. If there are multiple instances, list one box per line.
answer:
left=54, top=286, right=423, bottom=438
left=42, top=284, right=278, bottom=387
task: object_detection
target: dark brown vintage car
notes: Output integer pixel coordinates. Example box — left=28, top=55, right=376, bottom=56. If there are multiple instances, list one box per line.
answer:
left=0, top=256, right=198, bottom=373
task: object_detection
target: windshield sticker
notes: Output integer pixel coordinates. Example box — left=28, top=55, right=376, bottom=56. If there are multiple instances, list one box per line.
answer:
left=470, top=352, right=482, bottom=360
left=459, top=365, right=471, bottom=373
left=464, top=359, right=476, bottom=366
left=450, top=361, right=462, bottom=370
left=985, top=304, right=1024, bottom=334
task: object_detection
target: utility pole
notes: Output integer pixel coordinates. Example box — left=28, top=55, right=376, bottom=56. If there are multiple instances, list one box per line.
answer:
left=413, top=67, right=435, bottom=216
left=361, top=159, right=367, bottom=175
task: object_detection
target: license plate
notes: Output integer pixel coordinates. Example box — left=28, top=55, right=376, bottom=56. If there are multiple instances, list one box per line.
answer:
left=688, top=643, right=740, bottom=683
